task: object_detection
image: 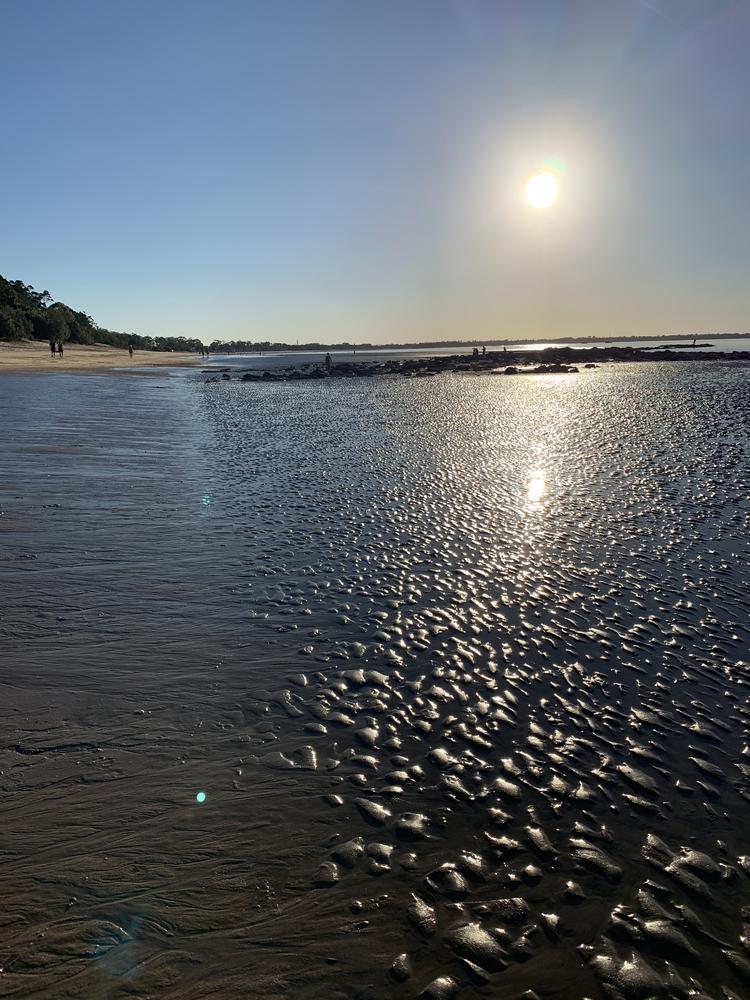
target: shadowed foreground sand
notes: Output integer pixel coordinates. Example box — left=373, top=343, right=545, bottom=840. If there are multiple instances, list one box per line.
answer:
left=1, top=365, right=749, bottom=999
left=0, top=339, right=201, bottom=373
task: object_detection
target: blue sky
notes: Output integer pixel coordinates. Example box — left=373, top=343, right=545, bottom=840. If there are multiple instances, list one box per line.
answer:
left=2, top=0, right=749, bottom=344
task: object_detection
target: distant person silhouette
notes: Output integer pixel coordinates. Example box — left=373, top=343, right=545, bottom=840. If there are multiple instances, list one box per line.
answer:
left=128, top=343, right=134, bottom=358
left=482, top=345, right=486, bottom=355
left=57, top=341, right=64, bottom=358
left=49, top=339, right=56, bottom=358
left=325, top=352, right=332, bottom=372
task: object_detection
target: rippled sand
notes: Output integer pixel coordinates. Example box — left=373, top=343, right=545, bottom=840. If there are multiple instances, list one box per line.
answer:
left=1, top=362, right=749, bottom=999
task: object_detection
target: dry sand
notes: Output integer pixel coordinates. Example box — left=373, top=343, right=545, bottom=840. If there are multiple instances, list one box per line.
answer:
left=0, top=339, right=202, bottom=373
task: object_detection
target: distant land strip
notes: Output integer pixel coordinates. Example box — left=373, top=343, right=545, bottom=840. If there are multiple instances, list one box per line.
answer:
left=2, top=272, right=747, bottom=354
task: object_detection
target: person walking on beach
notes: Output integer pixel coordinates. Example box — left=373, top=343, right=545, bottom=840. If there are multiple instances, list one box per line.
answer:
left=325, top=352, right=332, bottom=373
left=128, top=343, right=134, bottom=359
left=57, top=341, right=64, bottom=358
left=49, top=338, right=56, bottom=358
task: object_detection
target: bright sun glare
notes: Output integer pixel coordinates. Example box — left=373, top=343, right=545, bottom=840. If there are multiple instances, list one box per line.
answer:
left=527, top=470, right=546, bottom=505
left=525, top=171, right=559, bottom=209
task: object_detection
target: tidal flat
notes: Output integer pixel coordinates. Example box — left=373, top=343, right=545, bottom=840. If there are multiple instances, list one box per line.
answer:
left=1, top=361, right=749, bottom=1000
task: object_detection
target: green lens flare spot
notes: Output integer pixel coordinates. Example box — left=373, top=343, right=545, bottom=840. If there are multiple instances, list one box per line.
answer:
left=544, top=155, right=567, bottom=176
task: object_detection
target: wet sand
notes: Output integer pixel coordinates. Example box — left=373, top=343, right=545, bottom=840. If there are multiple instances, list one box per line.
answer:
left=0, top=340, right=200, bottom=373
left=1, top=363, right=749, bottom=999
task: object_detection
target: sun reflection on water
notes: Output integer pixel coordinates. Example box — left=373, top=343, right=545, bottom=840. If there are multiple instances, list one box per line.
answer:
left=527, top=469, right=546, bottom=508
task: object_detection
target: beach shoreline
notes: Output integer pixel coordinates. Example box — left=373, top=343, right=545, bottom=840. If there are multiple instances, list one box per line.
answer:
left=0, top=339, right=202, bottom=374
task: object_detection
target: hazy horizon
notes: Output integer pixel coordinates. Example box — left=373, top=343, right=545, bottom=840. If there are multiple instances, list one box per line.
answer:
left=3, top=0, right=749, bottom=345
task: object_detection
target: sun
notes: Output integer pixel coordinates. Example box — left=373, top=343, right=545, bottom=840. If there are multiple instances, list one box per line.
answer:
left=526, top=171, right=559, bottom=209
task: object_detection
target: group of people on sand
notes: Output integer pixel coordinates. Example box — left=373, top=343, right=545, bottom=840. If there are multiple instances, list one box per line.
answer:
left=199, top=347, right=211, bottom=359
left=48, top=339, right=137, bottom=359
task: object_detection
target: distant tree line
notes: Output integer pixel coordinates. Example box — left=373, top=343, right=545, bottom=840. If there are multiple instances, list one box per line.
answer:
left=207, top=332, right=747, bottom=354
left=4, top=274, right=744, bottom=355
left=207, top=339, right=372, bottom=354
left=0, top=274, right=202, bottom=353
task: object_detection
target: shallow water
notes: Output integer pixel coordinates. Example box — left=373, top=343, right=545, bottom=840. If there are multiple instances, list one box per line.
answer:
left=205, top=335, right=750, bottom=371
left=1, top=362, right=749, bottom=999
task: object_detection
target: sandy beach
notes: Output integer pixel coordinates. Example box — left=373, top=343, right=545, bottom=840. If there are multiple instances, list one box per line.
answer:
left=0, top=339, right=201, bottom=373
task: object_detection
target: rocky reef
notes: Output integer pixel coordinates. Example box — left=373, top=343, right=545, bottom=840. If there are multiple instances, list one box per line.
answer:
left=206, top=345, right=750, bottom=384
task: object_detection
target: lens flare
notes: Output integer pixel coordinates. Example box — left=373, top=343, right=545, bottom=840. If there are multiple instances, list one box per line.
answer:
left=544, top=155, right=567, bottom=176
left=196, top=791, right=207, bottom=803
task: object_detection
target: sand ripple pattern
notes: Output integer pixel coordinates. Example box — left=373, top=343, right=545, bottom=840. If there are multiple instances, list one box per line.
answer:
left=0, top=362, right=749, bottom=998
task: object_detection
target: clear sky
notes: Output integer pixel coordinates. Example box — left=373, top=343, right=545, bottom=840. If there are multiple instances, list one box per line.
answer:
left=2, top=0, right=749, bottom=344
